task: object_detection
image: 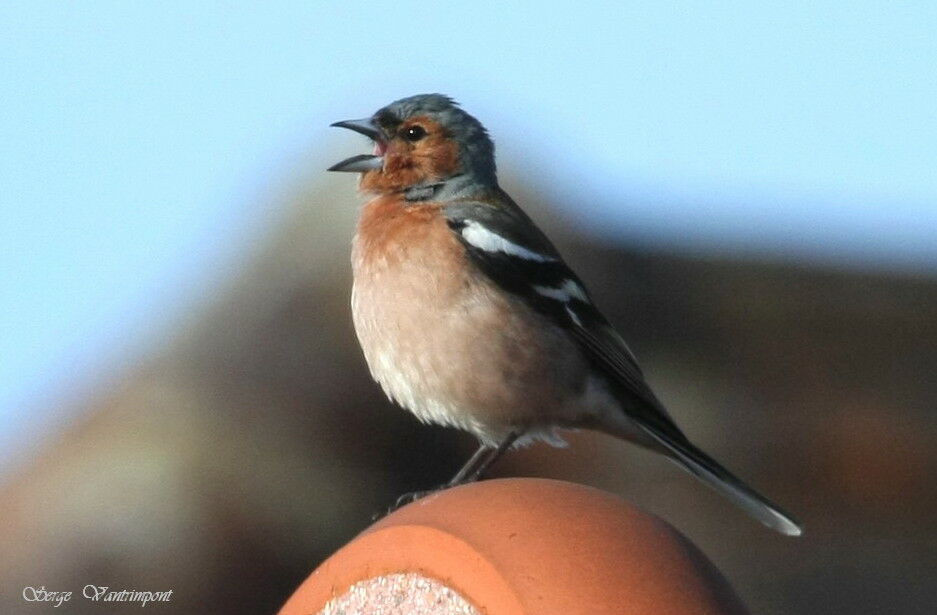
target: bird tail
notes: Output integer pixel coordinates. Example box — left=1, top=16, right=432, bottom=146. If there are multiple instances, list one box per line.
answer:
left=639, top=425, right=803, bottom=536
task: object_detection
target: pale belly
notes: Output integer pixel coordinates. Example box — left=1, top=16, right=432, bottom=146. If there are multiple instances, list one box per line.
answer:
left=351, top=244, right=594, bottom=446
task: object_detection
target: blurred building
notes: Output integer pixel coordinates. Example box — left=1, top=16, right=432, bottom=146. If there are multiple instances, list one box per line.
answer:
left=1, top=169, right=935, bottom=614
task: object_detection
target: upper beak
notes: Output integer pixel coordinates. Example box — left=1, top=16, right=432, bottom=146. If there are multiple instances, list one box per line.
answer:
left=328, top=117, right=385, bottom=173
left=330, top=118, right=381, bottom=139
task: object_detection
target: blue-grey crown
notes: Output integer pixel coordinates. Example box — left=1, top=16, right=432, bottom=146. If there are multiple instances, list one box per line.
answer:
left=375, top=94, right=497, bottom=185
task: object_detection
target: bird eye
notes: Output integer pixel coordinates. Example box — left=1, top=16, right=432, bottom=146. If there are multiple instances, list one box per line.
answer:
left=402, top=125, right=426, bottom=142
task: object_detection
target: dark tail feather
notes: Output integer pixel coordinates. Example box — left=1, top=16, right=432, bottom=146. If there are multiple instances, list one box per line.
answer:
left=640, top=426, right=803, bottom=536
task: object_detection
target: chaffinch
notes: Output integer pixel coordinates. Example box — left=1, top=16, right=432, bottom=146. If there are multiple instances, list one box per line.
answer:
left=329, top=94, right=801, bottom=536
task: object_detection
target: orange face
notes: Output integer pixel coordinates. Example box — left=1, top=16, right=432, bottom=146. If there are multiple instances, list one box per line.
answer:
left=360, top=116, right=461, bottom=194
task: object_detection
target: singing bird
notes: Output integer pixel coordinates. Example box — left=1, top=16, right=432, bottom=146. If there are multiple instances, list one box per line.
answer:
left=329, top=94, right=801, bottom=535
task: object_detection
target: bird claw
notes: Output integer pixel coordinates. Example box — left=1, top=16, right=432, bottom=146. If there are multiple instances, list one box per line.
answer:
left=371, top=487, right=441, bottom=521
left=392, top=488, right=435, bottom=510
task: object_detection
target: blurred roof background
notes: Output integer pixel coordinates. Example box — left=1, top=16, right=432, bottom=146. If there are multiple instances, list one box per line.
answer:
left=3, top=2, right=937, bottom=466
left=2, top=3, right=936, bottom=614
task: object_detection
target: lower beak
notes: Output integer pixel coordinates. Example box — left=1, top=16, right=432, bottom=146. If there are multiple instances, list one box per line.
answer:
left=327, top=153, right=384, bottom=173
left=328, top=117, right=384, bottom=173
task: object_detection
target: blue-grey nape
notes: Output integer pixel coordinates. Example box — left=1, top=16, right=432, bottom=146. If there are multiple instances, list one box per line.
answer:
left=376, top=94, right=498, bottom=186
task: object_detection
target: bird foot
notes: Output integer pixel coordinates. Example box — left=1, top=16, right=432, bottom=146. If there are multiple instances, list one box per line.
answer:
left=393, top=488, right=436, bottom=509
left=372, top=486, right=445, bottom=521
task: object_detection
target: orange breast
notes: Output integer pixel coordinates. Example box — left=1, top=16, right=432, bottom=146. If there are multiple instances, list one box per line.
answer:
left=352, top=195, right=463, bottom=272
left=350, top=195, right=588, bottom=444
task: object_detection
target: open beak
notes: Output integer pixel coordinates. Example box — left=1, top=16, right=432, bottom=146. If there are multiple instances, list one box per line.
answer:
left=328, top=118, right=385, bottom=172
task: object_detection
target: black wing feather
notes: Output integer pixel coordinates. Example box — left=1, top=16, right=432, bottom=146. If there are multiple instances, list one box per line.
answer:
left=444, top=197, right=686, bottom=441
left=443, top=196, right=803, bottom=535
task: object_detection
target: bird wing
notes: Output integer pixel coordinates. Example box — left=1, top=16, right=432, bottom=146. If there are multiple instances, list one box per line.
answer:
left=443, top=196, right=803, bottom=535
left=443, top=196, right=684, bottom=440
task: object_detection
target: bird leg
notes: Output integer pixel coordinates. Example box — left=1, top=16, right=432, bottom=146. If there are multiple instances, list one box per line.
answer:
left=445, top=442, right=495, bottom=486
left=449, top=431, right=519, bottom=486
left=385, top=432, right=520, bottom=516
left=386, top=444, right=492, bottom=514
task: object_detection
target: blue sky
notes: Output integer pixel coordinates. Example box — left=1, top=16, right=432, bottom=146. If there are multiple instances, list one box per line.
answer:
left=2, top=2, right=936, bottom=465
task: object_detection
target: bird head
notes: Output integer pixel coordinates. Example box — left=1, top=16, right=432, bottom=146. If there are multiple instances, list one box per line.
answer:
left=329, top=94, right=496, bottom=195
